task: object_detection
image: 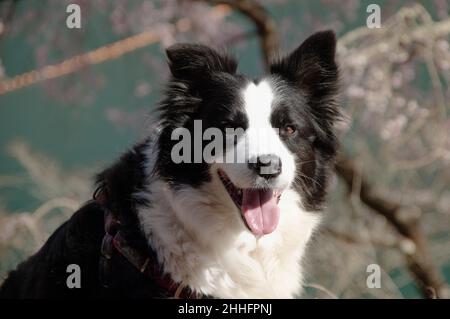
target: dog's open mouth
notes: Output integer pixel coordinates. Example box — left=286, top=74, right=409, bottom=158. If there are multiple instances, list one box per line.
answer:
left=218, top=170, right=281, bottom=236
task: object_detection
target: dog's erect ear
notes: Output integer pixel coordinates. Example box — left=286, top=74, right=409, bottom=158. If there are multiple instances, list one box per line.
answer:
left=270, top=30, right=338, bottom=98
left=166, top=44, right=237, bottom=80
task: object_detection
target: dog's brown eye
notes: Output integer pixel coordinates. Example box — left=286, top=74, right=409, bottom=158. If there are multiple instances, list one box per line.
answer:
left=284, top=125, right=296, bottom=135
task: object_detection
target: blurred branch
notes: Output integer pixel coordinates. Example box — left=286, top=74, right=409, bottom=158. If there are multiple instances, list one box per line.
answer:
left=195, top=0, right=278, bottom=69
left=0, top=30, right=159, bottom=95
left=339, top=4, right=450, bottom=53
left=0, top=0, right=278, bottom=95
left=304, top=283, right=339, bottom=299
left=0, top=197, right=79, bottom=254
left=205, top=0, right=448, bottom=299
left=0, top=0, right=20, bottom=41
left=322, top=227, right=397, bottom=249
left=335, top=157, right=447, bottom=298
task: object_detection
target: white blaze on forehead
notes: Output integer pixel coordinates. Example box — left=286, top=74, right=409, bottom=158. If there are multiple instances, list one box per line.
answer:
left=242, top=80, right=274, bottom=129
left=241, top=80, right=279, bottom=158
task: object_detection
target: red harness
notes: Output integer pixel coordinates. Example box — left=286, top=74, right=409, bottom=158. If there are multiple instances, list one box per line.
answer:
left=94, top=187, right=200, bottom=299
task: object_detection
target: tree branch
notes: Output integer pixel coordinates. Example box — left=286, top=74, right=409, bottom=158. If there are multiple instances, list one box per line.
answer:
left=197, top=0, right=278, bottom=69
left=335, top=158, right=447, bottom=298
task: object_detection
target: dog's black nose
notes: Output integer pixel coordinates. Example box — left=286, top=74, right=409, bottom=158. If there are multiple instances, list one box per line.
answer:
left=248, top=154, right=282, bottom=179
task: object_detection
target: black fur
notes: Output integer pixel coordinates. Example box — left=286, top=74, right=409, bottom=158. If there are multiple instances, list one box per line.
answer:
left=270, top=30, right=340, bottom=210
left=157, top=44, right=248, bottom=187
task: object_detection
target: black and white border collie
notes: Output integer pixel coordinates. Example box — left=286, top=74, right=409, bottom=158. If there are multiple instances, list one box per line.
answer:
left=0, top=30, right=339, bottom=299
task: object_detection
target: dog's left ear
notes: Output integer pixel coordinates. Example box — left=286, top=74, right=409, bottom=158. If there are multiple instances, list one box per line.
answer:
left=166, top=44, right=237, bottom=81
left=270, top=30, right=338, bottom=99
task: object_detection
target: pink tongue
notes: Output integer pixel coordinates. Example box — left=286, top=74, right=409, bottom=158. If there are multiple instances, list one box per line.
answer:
left=242, top=189, right=280, bottom=236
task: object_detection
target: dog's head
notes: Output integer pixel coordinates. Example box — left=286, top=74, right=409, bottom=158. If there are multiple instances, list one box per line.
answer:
left=156, top=30, right=339, bottom=236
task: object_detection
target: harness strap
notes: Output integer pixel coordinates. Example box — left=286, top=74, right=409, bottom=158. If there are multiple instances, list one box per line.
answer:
left=94, top=186, right=199, bottom=299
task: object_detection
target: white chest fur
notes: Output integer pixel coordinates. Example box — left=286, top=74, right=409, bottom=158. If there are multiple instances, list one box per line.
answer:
left=136, top=173, right=320, bottom=298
